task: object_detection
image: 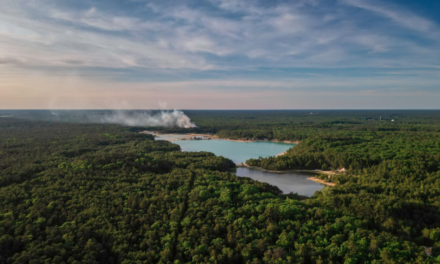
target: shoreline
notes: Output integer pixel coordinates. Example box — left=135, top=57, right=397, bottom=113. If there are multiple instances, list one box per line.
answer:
left=276, top=151, right=287, bottom=157
left=236, top=163, right=336, bottom=175
left=306, top=177, right=337, bottom=186
left=236, top=163, right=337, bottom=186
left=141, top=131, right=336, bottom=186
left=140, top=131, right=213, bottom=141
left=141, top=131, right=299, bottom=144
left=218, top=137, right=299, bottom=144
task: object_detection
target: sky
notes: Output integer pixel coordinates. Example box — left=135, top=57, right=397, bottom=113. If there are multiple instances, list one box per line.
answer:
left=1, top=0, right=440, bottom=109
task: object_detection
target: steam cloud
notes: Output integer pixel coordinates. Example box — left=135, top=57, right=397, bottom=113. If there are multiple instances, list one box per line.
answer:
left=98, top=110, right=197, bottom=128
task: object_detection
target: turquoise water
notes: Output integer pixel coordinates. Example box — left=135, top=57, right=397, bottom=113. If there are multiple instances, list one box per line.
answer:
left=158, top=136, right=325, bottom=196
left=170, top=139, right=294, bottom=164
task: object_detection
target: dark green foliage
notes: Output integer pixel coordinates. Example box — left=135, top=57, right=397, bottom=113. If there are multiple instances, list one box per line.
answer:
left=1, top=114, right=439, bottom=263
left=182, top=110, right=440, bottom=141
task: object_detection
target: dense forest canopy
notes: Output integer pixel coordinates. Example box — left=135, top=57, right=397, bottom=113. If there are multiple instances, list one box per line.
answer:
left=1, top=110, right=440, bottom=263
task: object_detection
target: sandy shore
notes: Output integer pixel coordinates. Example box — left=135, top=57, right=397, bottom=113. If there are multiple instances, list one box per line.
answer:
left=236, top=163, right=335, bottom=174
left=307, top=177, right=336, bottom=186
left=219, top=138, right=299, bottom=144
left=276, top=151, right=287, bottom=157
left=140, top=131, right=214, bottom=141
left=141, top=131, right=299, bottom=144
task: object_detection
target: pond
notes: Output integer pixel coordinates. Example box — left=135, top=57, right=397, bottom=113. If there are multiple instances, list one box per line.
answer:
left=153, top=134, right=326, bottom=196
left=236, top=167, right=325, bottom=197
left=170, top=139, right=293, bottom=164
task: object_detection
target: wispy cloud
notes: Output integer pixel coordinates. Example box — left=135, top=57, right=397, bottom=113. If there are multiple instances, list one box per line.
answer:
left=341, top=0, right=437, bottom=35
left=2, top=0, right=440, bottom=70
left=0, top=0, right=439, bottom=109
left=50, top=7, right=165, bottom=32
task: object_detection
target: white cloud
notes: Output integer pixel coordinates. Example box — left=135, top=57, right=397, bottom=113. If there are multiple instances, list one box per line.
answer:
left=1, top=0, right=439, bottom=73
left=49, top=6, right=174, bottom=33
left=351, top=35, right=390, bottom=53
left=0, top=0, right=440, bottom=111
left=0, top=4, right=213, bottom=70
left=341, top=0, right=438, bottom=36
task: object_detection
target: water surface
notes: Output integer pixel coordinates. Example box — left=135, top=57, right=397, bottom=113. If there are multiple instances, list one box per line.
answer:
left=170, top=139, right=294, bottom=164
left=155, top=134, right=325, bottom=196
left=236, top=168, right=325, bottom=196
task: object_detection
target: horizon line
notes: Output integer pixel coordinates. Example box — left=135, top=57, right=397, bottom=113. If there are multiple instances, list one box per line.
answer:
left=2, top=109, right=440, bottom=111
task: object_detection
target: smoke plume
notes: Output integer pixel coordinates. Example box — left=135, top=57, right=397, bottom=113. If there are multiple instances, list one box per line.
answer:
left=47, top=110, right=197, bottom=128
left=98, top=110, right=197, bottom=128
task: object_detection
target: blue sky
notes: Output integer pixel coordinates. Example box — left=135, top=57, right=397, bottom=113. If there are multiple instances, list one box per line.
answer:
left=1, top=0, right=439, bottom=109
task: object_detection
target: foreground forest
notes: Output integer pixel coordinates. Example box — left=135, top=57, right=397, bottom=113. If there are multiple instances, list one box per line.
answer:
left=1, top=111, right=440, bottom=263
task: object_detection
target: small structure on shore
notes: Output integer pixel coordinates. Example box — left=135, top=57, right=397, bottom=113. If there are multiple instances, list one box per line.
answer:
left=423, top=246, right=432, bottom=256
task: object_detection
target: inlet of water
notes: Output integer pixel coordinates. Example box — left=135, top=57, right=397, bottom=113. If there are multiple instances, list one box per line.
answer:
left=236, top=167, right=324, bottom=197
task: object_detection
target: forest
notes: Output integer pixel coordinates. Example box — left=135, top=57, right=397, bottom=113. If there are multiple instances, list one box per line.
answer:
left=1, top=110, right=440, bottom=263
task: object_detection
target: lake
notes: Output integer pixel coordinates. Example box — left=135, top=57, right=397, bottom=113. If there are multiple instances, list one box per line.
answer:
left=153, top=134, right=326, bottom=196
left=170, top=139, right=293, bottom=164
left=236, top=168, right=325, bottom=196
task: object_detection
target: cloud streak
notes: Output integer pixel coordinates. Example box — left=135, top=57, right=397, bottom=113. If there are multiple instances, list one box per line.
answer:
left=341, top=0, right=437, bottom=35
left=2, top=0, right=439, bottom=71
left=0, top=0, right=440, bottom=109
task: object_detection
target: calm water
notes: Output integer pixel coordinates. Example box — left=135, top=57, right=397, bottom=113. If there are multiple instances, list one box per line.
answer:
left=155, top=135, right=325, bottom=196
left=236, top=168, right=325, bottom=196
left=170, top=139, right=293, bottom=164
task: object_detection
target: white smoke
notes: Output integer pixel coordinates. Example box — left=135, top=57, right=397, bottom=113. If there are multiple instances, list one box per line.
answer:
left=97, top=110, right=197, bottom=128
